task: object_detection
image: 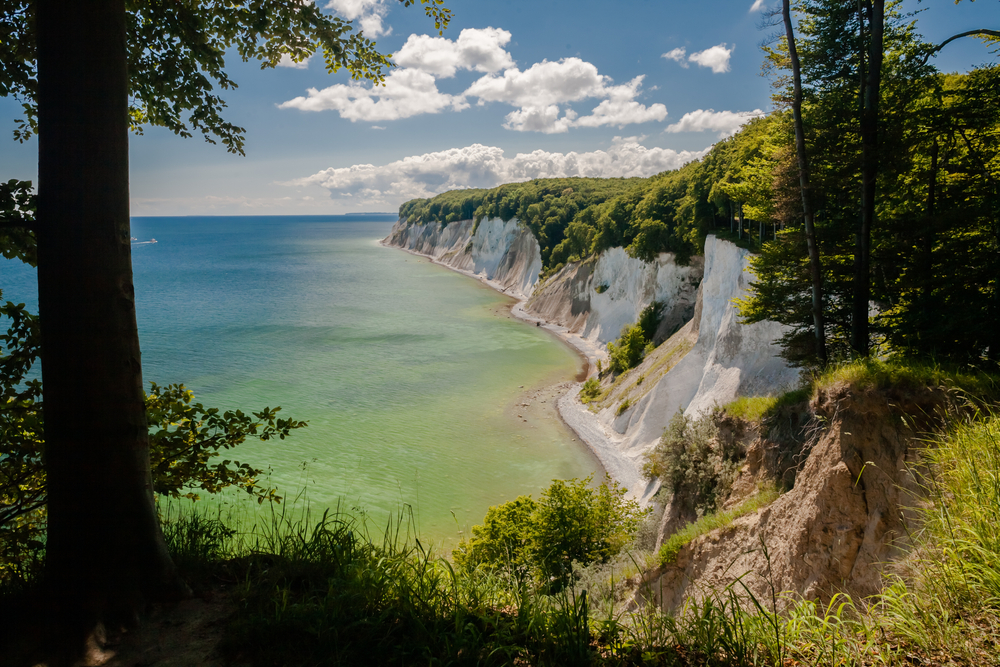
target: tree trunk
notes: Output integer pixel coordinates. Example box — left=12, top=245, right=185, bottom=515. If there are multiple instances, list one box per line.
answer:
left=921, top=137, right=937, bottom=321
left=851, top=0, right=884, bottom=357
left=783, top=0, right=828, bottom=365
left=36, top=0, right=187, bottom=647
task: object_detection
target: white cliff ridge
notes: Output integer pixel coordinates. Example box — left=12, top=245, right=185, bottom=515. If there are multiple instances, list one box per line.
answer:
left=382, top=218, right=798, bottom=501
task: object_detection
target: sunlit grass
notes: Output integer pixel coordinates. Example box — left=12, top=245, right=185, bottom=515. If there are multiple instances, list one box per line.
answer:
left=658, top=486, right=781, bottom=566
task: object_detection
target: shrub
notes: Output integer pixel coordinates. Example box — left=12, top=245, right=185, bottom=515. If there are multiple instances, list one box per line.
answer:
left=636, top=301, right=664, bottom=342
left=607, top=324, right=648, bottom=374
left=452, top=495, right=537, bottom=581
left=644, top=411, right=742, bottom=517
left=579, top=377, right=601, bottom=403
left=453, top=476, right=648, bottom=591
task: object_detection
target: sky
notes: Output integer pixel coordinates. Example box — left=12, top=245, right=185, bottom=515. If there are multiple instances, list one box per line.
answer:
left=0, top=0, right=997, bottom=216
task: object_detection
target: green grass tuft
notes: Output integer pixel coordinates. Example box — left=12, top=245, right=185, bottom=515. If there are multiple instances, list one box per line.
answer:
left=658, top=487, right=781, bottom=566
left=723, top=388, right=810, bottom=423
left=813, top=357, right=999, bottom=402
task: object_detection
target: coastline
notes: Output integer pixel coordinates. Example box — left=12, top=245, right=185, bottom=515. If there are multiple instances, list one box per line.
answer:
left=380, top=236, right=649, bottom=499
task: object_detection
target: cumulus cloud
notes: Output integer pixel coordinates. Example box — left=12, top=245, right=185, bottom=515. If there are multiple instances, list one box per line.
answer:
left=278, top=68, right=468, bottom=121
left=468, top=63, right=666, bottom=133
left=393, top=27, right=514, bottom=78
left=282, top=141, right=708, bottom=206
left=281, top=31, right=669, bottom=132
left=665, top=108, right=764, bottom=137
left=465, top=58, right=607, bottom=108
left=573, top=77, right=668, bottom=129
left=688, top=44, right=734, bottom=73
left=327, top=0, right=390, bottom=36
left=750, top=0, right=767, bottom=11
left=661, top=48, right=689, bottom=67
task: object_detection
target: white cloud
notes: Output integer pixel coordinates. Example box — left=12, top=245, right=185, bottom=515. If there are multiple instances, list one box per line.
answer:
left=502, top=105, right=577, bottom=133
left=393, top=27, right=514, bottom=78
left=750, top=0, right=767, bottom=11
left=282, top=141, right=709, bottom=206
left=467, top=63, right=666, bottom=133
left=688, top=44, right=734, bottom=73
left=661, top=48, right=689, bottom=68
left=281, top=31, right=670, bottom=132
left=465, top=58, right=607, bottom=108
left=573, top=77, right=668, bottom=129
left=277, top=53, right=313, bottom=69
left=278, top=68, right=468, bottom=121
left=371, top=125, right=386, bottom=130
left=665, top=108, right=764, bottom=137
left=326, top=0, right=390, bottom=37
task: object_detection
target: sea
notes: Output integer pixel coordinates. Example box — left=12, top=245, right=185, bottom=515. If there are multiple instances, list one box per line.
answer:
left=1, top=215, right=599, bottom=545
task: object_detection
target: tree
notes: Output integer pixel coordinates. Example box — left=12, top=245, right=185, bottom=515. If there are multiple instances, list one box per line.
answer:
left=782, top=0, right=828, bottom=365
left=1, top=0, right=450, bottom=652
left=452, top=476, right=647, bottom=591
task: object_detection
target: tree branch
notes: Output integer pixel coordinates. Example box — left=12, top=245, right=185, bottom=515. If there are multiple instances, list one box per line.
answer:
left=921, top=29, right=1000, bottom=64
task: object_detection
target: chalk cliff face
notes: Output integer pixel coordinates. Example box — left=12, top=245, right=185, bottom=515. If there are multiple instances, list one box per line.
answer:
left=383, top=219, right=798, bottom=498
left=614, top=235, right=800, bottom=449
left=384, top=218, right=542, bottom=300
left=526, top=247, right=703, bottom=350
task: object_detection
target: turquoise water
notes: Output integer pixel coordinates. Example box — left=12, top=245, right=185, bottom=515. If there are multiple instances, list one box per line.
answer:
left=2, top=216, right=598, bottom=544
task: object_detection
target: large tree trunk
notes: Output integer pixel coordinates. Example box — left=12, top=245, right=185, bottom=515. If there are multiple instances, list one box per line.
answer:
left=783, top=0, right=828, bottom=365
left=36, top=0, right=187, bottom=646
left=851, top=0, right=884, bottom=357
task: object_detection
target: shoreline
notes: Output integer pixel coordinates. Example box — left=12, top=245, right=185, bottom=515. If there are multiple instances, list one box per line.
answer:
left=380, top=237, right=648, bottom=498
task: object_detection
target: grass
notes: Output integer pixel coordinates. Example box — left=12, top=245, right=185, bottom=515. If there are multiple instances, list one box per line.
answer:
left=812, top=356, right=1000, bottom=403
left=723, top=388, right=810, bottom=422
left=723, top=357, right=1000, bottom=424
left=657, top=486, right=781, bottom=566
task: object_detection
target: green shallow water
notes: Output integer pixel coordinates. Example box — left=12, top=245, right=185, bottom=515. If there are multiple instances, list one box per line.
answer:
left=120, top=216, right=600, bottom=545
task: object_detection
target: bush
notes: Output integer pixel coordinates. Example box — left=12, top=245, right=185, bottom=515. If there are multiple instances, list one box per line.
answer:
left=644, top=411, right=742, bottom=517
left=579, top=377, right=601, bottom=403
left=607, top=324, right=648, bottom=375
left=453, top=476, right=648, bottom=591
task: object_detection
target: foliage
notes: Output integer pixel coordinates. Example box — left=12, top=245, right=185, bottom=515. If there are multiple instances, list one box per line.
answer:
left=644, top=411, right=744, bottom=518
left=0, top=179, right=35, bottom=265
left=397, top=173, right=716, bottom=272
left=606, top=324, right=648, bottom=375
left=1, top=0, right=452, bottom=154
left=736, top=2, right=1000, bottom=364
left=398, top=188, right=492, bottom=226
left=578, top=377, right=601, bottom=403
left=453, top=476, right=647, bottom=591
left=146, top=382, right=306, bottom=502
left=636, top=300, right=664, bottom=343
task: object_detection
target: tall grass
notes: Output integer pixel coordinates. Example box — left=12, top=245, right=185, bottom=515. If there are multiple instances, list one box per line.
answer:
left=868, top=411, right=1000, bottom=663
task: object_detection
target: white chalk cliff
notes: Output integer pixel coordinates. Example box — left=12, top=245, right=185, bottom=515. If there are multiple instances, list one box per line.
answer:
left=383, top=218, right=800, bottom=499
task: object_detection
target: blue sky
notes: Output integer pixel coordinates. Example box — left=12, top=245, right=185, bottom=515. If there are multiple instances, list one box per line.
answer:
left=0, top=0, right=996, bottom=215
